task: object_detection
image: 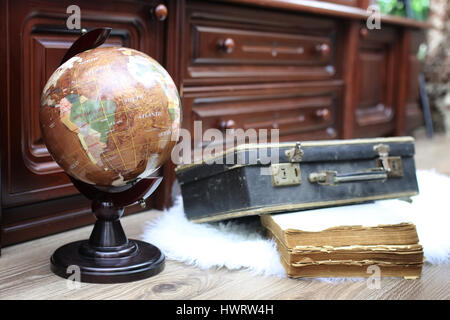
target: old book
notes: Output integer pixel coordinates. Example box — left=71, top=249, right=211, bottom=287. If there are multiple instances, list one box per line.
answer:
left=261, top=204, right=424, bottom=279
left=270, top=230, right=424, bottom=266
left=260, top=203, right=419, bottom=248
left=280, top=256, right=423, bottom=279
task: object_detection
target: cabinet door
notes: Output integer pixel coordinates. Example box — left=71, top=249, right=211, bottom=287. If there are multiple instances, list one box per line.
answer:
left=1, top=0, right=165, bottom=208
left=354, top=27, right=399, bottom=137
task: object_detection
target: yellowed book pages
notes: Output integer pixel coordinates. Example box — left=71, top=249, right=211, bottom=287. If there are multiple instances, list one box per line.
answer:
left=268, top=229, right=424, bottom=265
left=280, top=256, right=423, bottom=279
left=261, top=205, right=419, bottom=247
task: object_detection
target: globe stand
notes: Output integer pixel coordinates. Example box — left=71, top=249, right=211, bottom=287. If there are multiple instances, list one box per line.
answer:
left=50, top=176, right=165, bottom=283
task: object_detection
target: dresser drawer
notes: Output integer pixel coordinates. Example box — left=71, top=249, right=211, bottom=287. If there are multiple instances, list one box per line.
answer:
left=192, top=26, right=334, bottom=68
left=194, top=96, right=335, bottom=136
left=183, top=82, right=342, bottom=145
left=184, top=1, right=337, bottom=85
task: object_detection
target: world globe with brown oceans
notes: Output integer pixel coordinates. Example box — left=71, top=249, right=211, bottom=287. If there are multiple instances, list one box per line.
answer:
left=40, top=47, right=181, bottom=188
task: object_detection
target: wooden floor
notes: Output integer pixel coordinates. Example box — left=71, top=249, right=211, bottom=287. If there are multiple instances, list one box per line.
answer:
left=0, top=133, right=449, bottom=300
left=0, top=211, right=449, bottom=300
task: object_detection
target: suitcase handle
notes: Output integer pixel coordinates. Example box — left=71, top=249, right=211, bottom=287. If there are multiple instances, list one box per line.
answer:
left=308, top=168, right=389, bottom=186
left=308, top=144, right=404, bottom=186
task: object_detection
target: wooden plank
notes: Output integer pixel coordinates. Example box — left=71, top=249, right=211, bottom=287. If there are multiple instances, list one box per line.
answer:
left=395, top=29, right=411, bottom=136
left=219, top=0, right=432, bottom=29
left=0, top=0, right=8, bottom=257
left=341, top=21, right=360, bottom=139
left=153, top=0, right=186, bottom=210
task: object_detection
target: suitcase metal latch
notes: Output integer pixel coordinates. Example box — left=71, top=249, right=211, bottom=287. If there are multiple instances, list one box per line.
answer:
left=285, top=142, right=304, bottom=162
left=374, top=144, right=403, bottom=177
left=271, top=163, right=302, bottom=187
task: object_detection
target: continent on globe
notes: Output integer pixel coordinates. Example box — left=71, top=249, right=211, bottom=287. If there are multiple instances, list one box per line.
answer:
left=40, top=47, right=181, bottom=187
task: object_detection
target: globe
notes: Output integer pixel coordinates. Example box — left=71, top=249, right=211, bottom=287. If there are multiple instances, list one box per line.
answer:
left=40, top=47, right=181, bottom=187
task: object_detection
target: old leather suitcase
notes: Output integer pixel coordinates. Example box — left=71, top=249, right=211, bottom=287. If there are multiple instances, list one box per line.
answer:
left=176, top=137, right=419, bottom=223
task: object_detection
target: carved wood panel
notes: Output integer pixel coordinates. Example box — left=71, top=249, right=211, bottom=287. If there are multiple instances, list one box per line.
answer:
left=2, top=0, right=164, bottom=209
left=354, top=27, right=399, bottom=137
left=26, top=32, right=124, bottom=176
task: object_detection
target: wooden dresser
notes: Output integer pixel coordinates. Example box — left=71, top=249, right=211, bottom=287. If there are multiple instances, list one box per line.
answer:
left=0, top=0, right=428, bottom=253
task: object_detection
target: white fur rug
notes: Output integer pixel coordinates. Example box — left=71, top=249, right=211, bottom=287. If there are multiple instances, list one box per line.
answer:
left=142, top=170, right=450, bottom=278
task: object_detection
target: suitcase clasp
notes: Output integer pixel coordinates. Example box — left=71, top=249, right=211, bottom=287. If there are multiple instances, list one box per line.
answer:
left=271, top=163, right=302, bottom=186
left=374, top=144, right=403, bottom=177
left=285, top=142, right=304, bottom=162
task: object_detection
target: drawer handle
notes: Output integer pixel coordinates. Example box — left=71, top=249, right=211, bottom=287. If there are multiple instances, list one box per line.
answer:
left=153, top=4, right=168, bottom=21
left=217, top=38, right=235, bottom=54
left=315, top=108, right=331, bottom=121
left=219, top=119, right=236, bottom=131
left=315, top=43, right=330, bottom=57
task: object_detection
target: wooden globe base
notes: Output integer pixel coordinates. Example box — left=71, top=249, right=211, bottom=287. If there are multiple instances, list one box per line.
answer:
left=50, top=176, right=165, bottom=284
left=51, top=239, right=165, bottom=284
left=50, top=239, right=165, bottom=284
